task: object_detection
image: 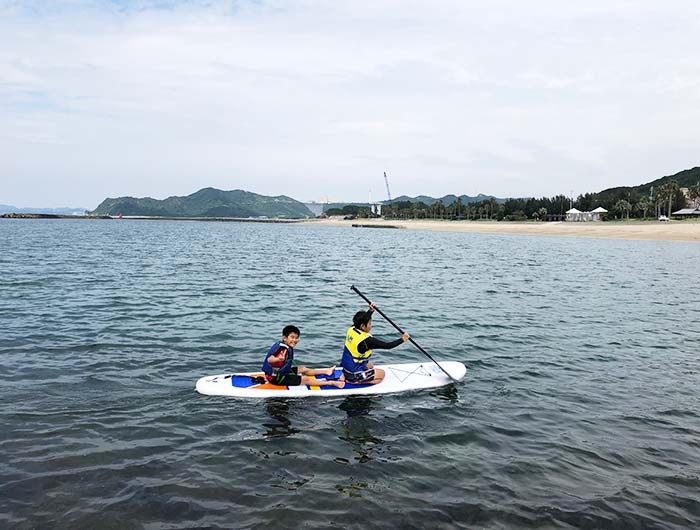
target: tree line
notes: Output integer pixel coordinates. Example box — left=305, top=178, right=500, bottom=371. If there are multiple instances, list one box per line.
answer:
left=324, top=181, right=700, bottom=221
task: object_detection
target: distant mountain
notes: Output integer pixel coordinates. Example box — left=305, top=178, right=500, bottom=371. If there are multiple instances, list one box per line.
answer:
left=319, top=193, right=505, bottom=211
left=391, top=195, right=441, bottom=205
left=91, top=188, right=314, bottom=218
left=0, top=205, right=87, bottom=215
left=323, top=202, right=370, bottom=210
left=390, top=193, right=505, bottom=206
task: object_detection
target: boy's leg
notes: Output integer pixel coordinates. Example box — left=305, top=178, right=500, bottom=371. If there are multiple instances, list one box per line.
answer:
left=366, top=368, right=385, bottom=385
left=344, top=367, right=384, bottom=386
left=298, top=365, right=337, bottom=377
left=300, top=375, right=345, bottom=388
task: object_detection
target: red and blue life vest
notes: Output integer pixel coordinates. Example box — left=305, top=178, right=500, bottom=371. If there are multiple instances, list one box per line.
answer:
left=262, top=341, right=294, bottom=379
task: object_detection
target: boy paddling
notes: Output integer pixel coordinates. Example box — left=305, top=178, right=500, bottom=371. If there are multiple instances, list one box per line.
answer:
left=262, top=325, right=345, bottom=388
left=342, top=302, right=410, bottom=385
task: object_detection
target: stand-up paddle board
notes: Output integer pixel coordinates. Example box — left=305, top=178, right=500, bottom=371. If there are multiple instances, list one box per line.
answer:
left=195, top=361, right=466, bottom=398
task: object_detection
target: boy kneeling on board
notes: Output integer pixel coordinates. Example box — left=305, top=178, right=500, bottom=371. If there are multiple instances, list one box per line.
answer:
left=342, top=302, right=410, bottom=385
left=262, top=325, right=345, bottom=388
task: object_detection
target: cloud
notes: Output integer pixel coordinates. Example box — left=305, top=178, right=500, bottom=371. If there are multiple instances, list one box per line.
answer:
left=1, top=0, right=699, bottom=207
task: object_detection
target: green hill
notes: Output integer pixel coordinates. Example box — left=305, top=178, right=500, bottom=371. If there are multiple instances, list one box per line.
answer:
left=92, top=188, right=314, bottom=218
left=583, top=166, right=699, bottom=213
left=636, top=166, right=700, bottom=193
left=598, top=166, right=700, bottom=198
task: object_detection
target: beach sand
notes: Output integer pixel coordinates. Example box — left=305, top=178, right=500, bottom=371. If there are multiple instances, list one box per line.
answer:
left=305, top=218, right=700, bottom=242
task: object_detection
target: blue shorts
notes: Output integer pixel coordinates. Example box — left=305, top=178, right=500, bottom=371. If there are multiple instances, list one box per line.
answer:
left=343, top=368, right=375, bottom=384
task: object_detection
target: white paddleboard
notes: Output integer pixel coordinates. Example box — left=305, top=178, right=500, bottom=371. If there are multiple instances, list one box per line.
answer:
left=195, top=361, right=466, bottom=398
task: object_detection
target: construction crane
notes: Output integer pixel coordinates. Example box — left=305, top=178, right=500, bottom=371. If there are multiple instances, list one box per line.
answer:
left=383, top=171, right=392, bottom=202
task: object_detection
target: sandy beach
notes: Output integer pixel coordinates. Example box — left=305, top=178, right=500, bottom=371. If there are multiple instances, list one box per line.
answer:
left=305, top=218, right=700, bottom=242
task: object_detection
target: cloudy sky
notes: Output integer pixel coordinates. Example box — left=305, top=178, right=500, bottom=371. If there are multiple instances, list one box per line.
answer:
left=1, top=0, right=699, bottom=208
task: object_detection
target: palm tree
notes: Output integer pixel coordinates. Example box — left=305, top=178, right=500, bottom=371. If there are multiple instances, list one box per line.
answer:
left=660, top=180, right=680, bottom=216
left=688, top=184, right=700, bottom=208
left=636, top=196, right=651, bottom=219
left=488, top=198, right=498, bottom=219
left=614, top=199, right=632, bottom=219
left=454, top=197, right=463, bottom=219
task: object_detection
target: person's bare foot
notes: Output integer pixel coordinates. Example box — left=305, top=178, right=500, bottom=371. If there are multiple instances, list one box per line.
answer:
left=324, top=365, right=337, bottom=376
left=332, top=379, right=345, bottom=388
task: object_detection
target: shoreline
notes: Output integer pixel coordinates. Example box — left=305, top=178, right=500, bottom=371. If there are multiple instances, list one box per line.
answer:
left=304, top=218, right=700, bottom=242
left=3, top=214, right=698, bottom=241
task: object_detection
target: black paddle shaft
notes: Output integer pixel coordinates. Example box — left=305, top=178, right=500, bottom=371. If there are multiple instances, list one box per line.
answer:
left=350, top=285, right=458, bottom=383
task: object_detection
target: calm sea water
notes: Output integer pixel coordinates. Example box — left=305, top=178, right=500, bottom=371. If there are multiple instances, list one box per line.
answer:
left=1, top=219, right=699, bottom=530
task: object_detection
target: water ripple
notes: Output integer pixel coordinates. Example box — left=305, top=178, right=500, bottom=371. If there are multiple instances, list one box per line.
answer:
left=1, top=219, right=700, bottom=529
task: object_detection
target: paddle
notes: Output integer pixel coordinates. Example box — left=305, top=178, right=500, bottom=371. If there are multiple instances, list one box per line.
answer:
left=350, top=285, right=459, bottom=383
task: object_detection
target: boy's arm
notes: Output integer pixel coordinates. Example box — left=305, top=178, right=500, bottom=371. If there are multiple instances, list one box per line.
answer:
left=268, top=346, right=289, bottom=365
left=358, top=336, right=404, bottom=353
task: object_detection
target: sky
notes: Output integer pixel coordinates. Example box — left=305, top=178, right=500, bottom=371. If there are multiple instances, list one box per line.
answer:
left=1, top=0, right=699, bottom=208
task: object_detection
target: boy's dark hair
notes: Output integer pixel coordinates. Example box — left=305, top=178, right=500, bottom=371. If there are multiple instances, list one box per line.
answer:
left=353, top=310, right=373, bottom=328
left=282, top=325, right=300, bottom=337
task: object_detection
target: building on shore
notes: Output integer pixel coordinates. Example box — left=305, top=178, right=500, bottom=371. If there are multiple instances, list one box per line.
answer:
left=671, top=207, right=700, bottom=218
left=565, top=208, right=583, bottom=221
left=566, top=207, right=608, bottom=222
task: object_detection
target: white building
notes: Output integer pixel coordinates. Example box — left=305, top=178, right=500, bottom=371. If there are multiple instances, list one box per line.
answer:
left=565, top=208, right=583, bottom=221
left=590, top=207, right=608, bottom=221
left=566, top=207, right=608, bottom=222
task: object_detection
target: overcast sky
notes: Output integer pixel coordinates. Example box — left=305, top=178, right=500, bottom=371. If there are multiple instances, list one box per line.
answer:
left=1, top=0, right=699, bottom=208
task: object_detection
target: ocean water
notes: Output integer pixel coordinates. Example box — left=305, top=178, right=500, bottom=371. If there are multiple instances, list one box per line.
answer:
left=1, top=219, right=699, bottom=530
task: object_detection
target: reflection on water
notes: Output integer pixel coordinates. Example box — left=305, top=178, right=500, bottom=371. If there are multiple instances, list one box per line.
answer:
left=338, top=397, right=384, bottom=464
left=335, top=397, right=385, bottom=497
left=262, top=399, right=299, bottom=438
left=430, top=384, right=460, bottom=403
left=338, top=396, right=375, bottom=418
left=334, top=481, right=369, bottom=498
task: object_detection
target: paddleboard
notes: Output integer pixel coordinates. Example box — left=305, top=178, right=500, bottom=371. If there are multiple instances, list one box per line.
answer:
left=195, top=361, right=466, bottom=398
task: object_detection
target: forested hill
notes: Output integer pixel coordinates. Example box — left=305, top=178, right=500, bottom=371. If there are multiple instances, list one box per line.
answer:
left=91, top=188, right=314, bottom=218
left=599, top=166, right=700, bottom=198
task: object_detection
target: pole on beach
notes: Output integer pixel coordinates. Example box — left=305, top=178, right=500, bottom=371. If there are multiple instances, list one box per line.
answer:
left=350, top=285, right=459, bottom=383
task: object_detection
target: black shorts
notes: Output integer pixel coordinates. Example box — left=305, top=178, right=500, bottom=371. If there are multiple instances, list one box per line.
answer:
left=270, top=367, right=302, bottom=386
left=343, top=368, right=375, bottom=384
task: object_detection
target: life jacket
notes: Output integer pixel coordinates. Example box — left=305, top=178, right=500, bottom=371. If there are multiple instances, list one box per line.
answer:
left=262, top=341, right=294, bottom=380
left=341, top=326, right=373, bottom=372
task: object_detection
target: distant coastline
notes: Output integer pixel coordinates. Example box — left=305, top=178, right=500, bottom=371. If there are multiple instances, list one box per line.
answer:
left=305, top=218, right=700, bottom=242
left=4, top=213, right=698, bottom=241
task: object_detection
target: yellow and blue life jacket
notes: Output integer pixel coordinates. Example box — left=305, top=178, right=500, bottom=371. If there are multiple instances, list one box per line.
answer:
left=341, top=326, right=373, bottom=372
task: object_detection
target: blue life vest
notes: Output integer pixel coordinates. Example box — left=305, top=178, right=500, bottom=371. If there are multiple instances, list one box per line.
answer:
left=341, top=326, right=372, bottom=372
left=262, top=341, right=294, bottom=378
